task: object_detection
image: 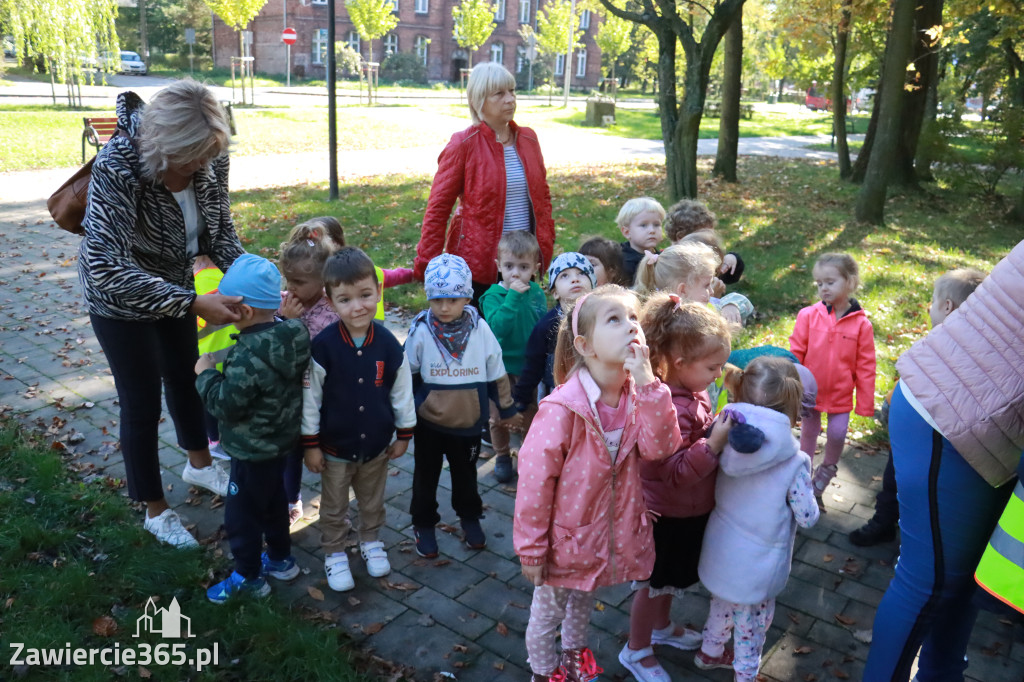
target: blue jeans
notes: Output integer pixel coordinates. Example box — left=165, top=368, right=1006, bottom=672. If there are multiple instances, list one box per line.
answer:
left=864, top=383, right=1011, bottom=681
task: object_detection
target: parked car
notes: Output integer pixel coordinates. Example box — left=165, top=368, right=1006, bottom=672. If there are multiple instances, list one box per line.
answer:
left=3, top=35, right=15, bottom=59
left=853, top=88, right=875, bottom=111
left=99, top=50, right=147, bottom=75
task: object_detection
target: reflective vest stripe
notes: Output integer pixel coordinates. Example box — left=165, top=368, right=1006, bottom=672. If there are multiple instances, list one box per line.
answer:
left=975, top=480, right=1024, bottom=614
left=194, top=267, right=239, bottom=372
left=374, top=266, right=385, bottom=321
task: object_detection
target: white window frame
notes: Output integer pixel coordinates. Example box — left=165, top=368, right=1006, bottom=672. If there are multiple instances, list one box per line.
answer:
left=490, top=42, right=503, bottom=65
left=415, top=35, right=429, bottom=66
left=312, top=28, right=328, bottom=65
left=575, top=48, right=586, bottom=77
left=579, top=9, right=590, bottom=30
left=516, top=46, right=525, bottom=73
left=415, top=0, right=428, bottom=13
left=312, top=0, right=327, bottom=5
left=387, top=0, right=398, bottom=12
left=518, top=0, right=530, bottom=24
left=554, top=53, right=565, bottom=76
left=383, top=33, right=398, bottom=56
left=494, top=0, right=506, bottom=21
left=347, top=31, right=361, bottom=54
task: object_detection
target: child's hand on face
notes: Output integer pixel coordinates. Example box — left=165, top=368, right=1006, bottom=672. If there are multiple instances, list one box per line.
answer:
left=710, top=276, right=727, bottom=299
left=721, top=253, right=738, bottom=276
left=521, top=563, right=547, bottom=586
left=623, top=342, right=656, bottom=387
left=303, top=447, right=326, bottom=473
left=194, top=354, right=216, bottom=375
left=385, top=439, right=409, bottom=460
left=706, top=412, right=734, bottom=454
left=508, top=279, right=530, bottom=294
left=280, top=292, right=305, bottom=319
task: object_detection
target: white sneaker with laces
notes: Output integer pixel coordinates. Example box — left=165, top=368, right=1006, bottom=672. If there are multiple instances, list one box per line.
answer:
left=651, top=622, right=703, bottom=650
left=325, top=552, right=355, bottom=592
left=143, top=509, right=199, bottom=548
left=182, top=461, right=229, bottom=496
left=359, top=541, right=391, bottom=578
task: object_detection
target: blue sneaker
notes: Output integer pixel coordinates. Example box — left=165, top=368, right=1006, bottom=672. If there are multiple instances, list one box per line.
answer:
left=461, top=517, right=486, bottom=550
left=261, top=552, right=300, bottom=581
left=414, top=526, right=438, bottom=558
left=494, top=454, right=515, bottom=483
left=207, top=571, right=271, bottom=604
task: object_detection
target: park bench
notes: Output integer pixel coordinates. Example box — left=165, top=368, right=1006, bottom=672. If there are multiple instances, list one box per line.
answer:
left=703, top=101, right=755, bottom=120
left=82, top=116, right=118, bottom=163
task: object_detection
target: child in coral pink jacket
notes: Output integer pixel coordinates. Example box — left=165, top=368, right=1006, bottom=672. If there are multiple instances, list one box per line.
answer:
left=789, top=253, right=876, bottom=509
left=513, top=285, right=684, bottom=682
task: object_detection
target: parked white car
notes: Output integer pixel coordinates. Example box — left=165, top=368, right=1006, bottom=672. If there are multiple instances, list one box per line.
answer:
left=99, top=50, right=147, bottom=75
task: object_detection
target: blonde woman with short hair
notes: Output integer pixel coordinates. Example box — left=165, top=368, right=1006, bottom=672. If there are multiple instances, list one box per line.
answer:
left=79, top=80, right=246, bottom=548
left=414, top=62, right=554, bottom=308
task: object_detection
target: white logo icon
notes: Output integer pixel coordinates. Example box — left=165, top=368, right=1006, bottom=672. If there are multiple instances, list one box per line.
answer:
left=133, top=597, right=194, bottom=639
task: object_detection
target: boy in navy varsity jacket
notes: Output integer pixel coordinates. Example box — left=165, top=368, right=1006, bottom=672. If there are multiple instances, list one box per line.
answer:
left=302, top=248, right=416, bottom=593
left=405, top=254, right=520, bottom=558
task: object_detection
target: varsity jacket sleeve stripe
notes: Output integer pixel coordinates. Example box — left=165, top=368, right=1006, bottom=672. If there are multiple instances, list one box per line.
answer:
left=390, top=355, right=417, bottom=440
left=301, top=357, right=327, bottom=448
left=82, top=149, right=195, bottom=318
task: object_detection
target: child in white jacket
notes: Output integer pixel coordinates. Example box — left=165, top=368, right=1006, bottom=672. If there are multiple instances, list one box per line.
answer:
left=694, top=357, right=820, bottom=682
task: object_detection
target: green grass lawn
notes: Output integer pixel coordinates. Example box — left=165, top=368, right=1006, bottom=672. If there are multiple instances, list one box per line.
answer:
left=0, top=424, right=372, bottom=681
left=230, top=156, right=1019, bottom=444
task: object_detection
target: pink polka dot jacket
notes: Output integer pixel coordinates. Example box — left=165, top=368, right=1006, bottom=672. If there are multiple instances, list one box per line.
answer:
left=513, top=367, right=683, bottom=591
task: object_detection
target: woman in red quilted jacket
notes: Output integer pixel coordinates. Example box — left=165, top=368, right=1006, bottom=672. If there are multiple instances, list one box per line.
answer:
left=414, top=62, right=555, bottom=306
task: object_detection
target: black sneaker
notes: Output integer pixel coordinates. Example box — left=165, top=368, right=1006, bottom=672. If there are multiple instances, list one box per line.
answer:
left=414, top=526, right=439, bottom=558
left=494, top=454, right=515, bottom=483
left=480, top=424, right=492, bottom=448
left=849, top=518, right=897, bottom=546
left=461, top=517, right=487, bottom=550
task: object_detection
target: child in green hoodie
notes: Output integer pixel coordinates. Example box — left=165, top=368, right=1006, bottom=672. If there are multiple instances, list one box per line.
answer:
left=479, top=231, right=547, bottom=483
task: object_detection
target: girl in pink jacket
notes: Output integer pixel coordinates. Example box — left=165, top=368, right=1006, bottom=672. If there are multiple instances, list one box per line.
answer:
left=513, top=285, right=683, bottom=682
left=620, top=294, right=734, bottom=682
left=789, top=253, right=876, bottom=508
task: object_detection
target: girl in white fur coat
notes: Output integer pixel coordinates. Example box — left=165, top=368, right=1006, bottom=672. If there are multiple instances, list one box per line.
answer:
left=694, top=357, right=820, bottom=682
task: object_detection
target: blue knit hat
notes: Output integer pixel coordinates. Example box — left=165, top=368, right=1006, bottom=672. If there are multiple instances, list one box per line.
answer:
left=546, top=252, right=597, bottom=290
left=219, top=253, right=282, bottom=310
left=424, top=253, right=474, bottom=300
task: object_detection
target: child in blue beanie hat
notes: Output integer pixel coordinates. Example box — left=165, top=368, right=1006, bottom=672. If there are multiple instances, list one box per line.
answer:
left=195, top=253, right=312, bottom=603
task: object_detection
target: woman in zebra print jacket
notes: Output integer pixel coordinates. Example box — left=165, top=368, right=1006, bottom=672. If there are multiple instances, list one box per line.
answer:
left=79, top=81, right=246, bottom=548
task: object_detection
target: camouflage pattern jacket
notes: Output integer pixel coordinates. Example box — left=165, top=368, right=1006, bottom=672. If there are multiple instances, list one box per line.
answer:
left=197, top=319, right=311, bottom=461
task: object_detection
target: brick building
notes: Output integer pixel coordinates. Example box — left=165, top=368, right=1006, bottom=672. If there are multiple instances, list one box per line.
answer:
left=212, top=0, right=604, bottom=88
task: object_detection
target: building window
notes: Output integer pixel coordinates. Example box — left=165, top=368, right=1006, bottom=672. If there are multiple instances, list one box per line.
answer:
left=312, top=28, right=328, bottom=65
left=494, top=0, right=506, bottom=21
left=490, top=42, right=504, bottom=65
left=554, top=53, right=565, bottom=76
left=575, top=48, right=586, bottom=77
left=415, top=35, right=429, bottom=66
left=347, top=31, right=361, bottom=54
left=415, top=0, right=428, bottom=13
left=387, top=0, right=398, bottom=11
left=579, top=9, right=590, bottom=30
left=518, top=0, right=530, bottom=23
left=312, top=0, right=326, bottom=4
left=516, top=46, right=525, bottom=73
left=383, top=33, right=398, bottom=56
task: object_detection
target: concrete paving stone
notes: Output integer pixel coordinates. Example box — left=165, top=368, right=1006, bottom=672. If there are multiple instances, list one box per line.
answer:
left=457, top=577, right=533, bottom=633
left=366, top=609, right=478, bottom=678
left=388, top=488, right=414, bottom=517
left=592, top=580, right=638, bottom=610
left=1011, top=638, right=1024, bottom=664
left=481, top=486, right=517, bottom=518
left=318, top=576, right=409, bottom=632
left=289, top=523, right=325, bottom=556
left=776, top=575, right=851, bottom=623
left=405, top=585, right=496, bottom=640
left=0, top=333, right=44, bottom=355
left=964, top=633, right=1022, bottom=681
left=834, top=574, right=887, bottom=608
left=974, top=608, right=1019, bottom=640
left=805, top=619, right=871, bottom=661
left=827, top=478, right=882, bottom=509
left=396, top=552, right=487, bottom=599
left=771, top=602, right=816, bottom=638
left=857, top=558, right=898, bottom=593
left=464, top=548, right=522, bottom=583
left=760, top=630, right=866, bottom=682
left=384, top=465, right=414, bottom=497
left=455, top=649, right=530, bottom=682
left=472, top=625, right=529, bottom=671
left=588, top=601, right=631, bottom=640
left=0, top=358, right=51, bottom=385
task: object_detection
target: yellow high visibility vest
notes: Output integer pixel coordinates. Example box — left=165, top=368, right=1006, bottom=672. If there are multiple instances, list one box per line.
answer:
left=374, top=265, right=385, bottom=321
left=194, top=267, right=239, bottom=372
left=975, top=479, right=1024, bottom=614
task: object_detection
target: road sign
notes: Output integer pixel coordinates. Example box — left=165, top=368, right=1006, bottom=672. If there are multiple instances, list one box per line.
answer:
left=185, top=28, right=196, bottom=45
left=282, top=27, right=297, bottom=45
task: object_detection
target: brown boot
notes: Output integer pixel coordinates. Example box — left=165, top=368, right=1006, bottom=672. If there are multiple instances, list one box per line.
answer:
left=561, top=647, right=603, bottom=682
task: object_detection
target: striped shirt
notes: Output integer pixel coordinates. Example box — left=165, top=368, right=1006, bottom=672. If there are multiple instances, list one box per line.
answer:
left=502, top=145, right=531, bottom=233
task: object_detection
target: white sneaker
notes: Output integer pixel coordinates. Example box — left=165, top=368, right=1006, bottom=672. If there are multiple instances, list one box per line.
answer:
left=651, top=622, right=703, bottom=650
left=359, top=541, right=391, bottom=578
left=618, top=644, right=671, bottom=682
left=182, top=461, right=229, bottom=496
left=325, top=552, right=355, bottom=592
left=143, top=509, right=199, bottom=548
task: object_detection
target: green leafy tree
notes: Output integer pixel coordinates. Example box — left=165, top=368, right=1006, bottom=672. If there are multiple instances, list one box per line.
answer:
left=346, top=0, right=399, bottom=64
left=535, top=0, right=584, bottom=103
left=204, top=0, right=268, bottom=73
left=451, top=0, right=496, bottom=68
left=1, top=0, right=119, bottom=106
left=594, top=9, right=631, bottom=98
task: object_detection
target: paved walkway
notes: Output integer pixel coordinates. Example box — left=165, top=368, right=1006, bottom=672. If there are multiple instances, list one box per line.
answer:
left=1, top=144, right=1020, bottom=681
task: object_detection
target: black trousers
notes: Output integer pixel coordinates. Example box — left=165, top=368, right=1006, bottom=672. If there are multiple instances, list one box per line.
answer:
left=410, top=423, right=483, bottom=528
left=90, top=314, right=208, bottom=502
left=874, top=453, right=899, bottom=525
left=225, top=457, right=290, bottom=580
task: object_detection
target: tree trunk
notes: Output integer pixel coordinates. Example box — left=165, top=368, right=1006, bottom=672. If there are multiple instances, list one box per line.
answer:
left=831, top=0, right=852, bottom=179
left=238, top=30, right=246, bottom=105
left=139, top=0, right=149, bottom=67
left=850, top=89, right=880, bottom=182
left=653, top=29, right=683, bottom=199
left=713, top=9, right=742, bottom=182
left=855, top=0, right=916, bottom=223
left=892, top=0, right=943, bottom=186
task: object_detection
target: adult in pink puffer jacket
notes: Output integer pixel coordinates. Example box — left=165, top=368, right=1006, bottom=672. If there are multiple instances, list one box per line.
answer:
left=865, top=240, right=1024, bottom=681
